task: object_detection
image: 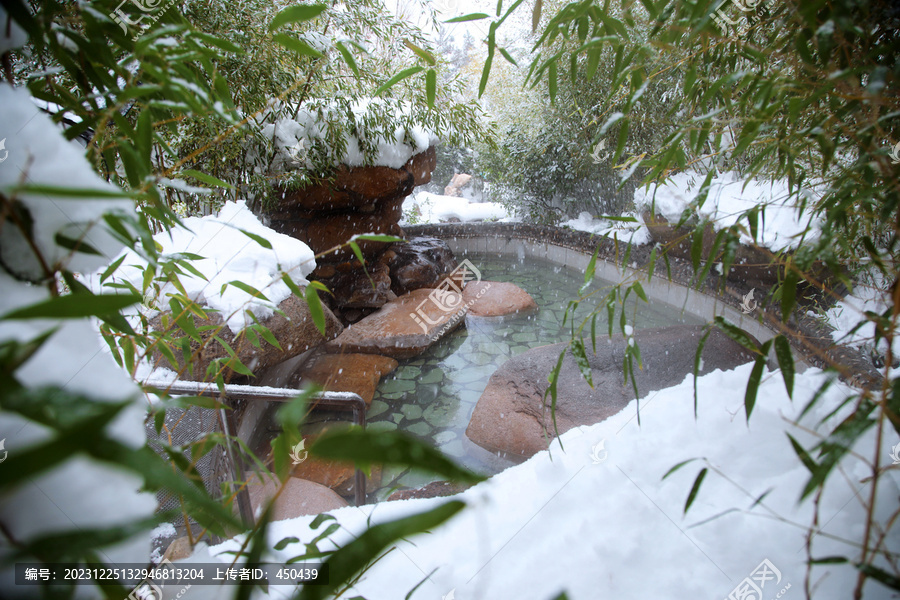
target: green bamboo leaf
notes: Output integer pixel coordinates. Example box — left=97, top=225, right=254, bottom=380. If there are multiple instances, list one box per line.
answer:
left=225, top=280, right=270, bottom=301
left=180, top=169, right=234, bottom=189
left=774, top=335, right=794, bottom=398
left=272, top=33, right=324, bottom=58
left=713, top=317, right=759, bottom=352
left=351, top=233, right=406, bottom=243
left=335, top=42, right=359, bottom=76
left=479, top=26, right=496, bottom=98
left=444, top=13, right=491, bottom=23
left=692, top=327, right=712, bottom=417
left=532, top=0, right=543, bottom=31
left=297, top=502, right=466, bottom=600
left=499, top=46, right=518, bottom=66
left=661, top=458, right=699, bottom=480
left=269, top=4, right=327, bottom=30
left=375, top=66, right=425, bottom=96
left=305, top=285, right=327, bottom=336
left=404, top=39, right=436, bottom=65
left=632, top=282, right=648, bottom=303
left=548, top=60, right=558, bottom=103
left=1, top=294, right=140, bottom=320
left=426, top=68, right=437, bottom=109
left=580, top=246, right=599, bottom=294
left=744, top=354, right=768, bottom=423
left=684, top=468, right=708, bottom=513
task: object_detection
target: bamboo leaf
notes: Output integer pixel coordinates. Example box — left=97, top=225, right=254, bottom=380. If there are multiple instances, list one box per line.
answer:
left=375, top=66, right=425, bottom=96
left=269, top=4, right=327, bottom=30
left=684, top=468, right=708, bottom=513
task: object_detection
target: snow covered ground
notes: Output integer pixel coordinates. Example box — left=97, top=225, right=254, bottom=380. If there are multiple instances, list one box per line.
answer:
left=401, top=190, right=517, bottom=224
left=198, top=364, right=898, bottom=600
left=560, top=211, right=651, bottom=245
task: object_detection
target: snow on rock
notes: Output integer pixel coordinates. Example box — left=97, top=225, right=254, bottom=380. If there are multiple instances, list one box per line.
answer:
left=257, top=98, right=438, bottom=173
left=634, top=171, right=820, bottom=251
left=401, top=191, right=516, bottom=224
left=561, top=211, right=651, bottom=245
left=104, top=200, right=317, bottom=334
left=207, top=365, right=895, bottom=599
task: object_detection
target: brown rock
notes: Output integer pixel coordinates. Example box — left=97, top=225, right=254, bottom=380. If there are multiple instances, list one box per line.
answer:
left=465, top=325, right=759, bottom=458
left=246, top=475, right=348, bottom=521
left=407, top=146, right=437, bottom=186
left=444, top=173, right=473, bottom=197
left=271, top=164, right=414, bottom=214
left=314, top=260, right=397, bottom=309
left=162, top=537, right=193, bottom=562
left=324, top=288, right=467, bottom=359
left=387, top=237, right=458, bottom=295
left=387, top=480, right=469, bottom=502
left=463, top=281, right=538, bottom=317
left=150, top=293, right=343, bottom=381
left=291, top=352, right=399, bottom=405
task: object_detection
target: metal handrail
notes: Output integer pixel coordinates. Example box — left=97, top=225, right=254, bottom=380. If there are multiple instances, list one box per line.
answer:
left=142, top=379, right=368, bottom=525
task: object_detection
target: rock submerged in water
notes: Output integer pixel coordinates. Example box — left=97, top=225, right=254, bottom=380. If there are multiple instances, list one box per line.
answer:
left=465, top=325, right=759, bottom=458
left=324, top=288, right=467, bottom=359
left=290, top=352, right=398, bottom=406
left=463, top=280, right=537, bottom=317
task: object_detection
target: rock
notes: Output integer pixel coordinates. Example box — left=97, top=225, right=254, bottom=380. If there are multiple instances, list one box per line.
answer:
left=387, top=480, right=469, bottom=502
left=465, top=325, right=759, bottom=458
left=324, top=288, right=468, bottom=359
left=291, top=352, right=399, bottom=405
left=463, top=281, right=538, bottom=317
left=246, top=475, right=348, bottom=521
left=150, top=294, right=343, bottom=381
left=387, top=237, right=458, bottom=295
left=162, top=537, right=193, bottom=562
left=314, top=260, right=397, bottom=309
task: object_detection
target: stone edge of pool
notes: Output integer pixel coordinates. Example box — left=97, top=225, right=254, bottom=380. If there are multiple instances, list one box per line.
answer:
left=404, top=222, right=878, bottom=383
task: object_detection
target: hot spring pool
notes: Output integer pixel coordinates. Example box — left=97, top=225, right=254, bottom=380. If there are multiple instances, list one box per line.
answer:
left=367, top=252, right=705, bottom=498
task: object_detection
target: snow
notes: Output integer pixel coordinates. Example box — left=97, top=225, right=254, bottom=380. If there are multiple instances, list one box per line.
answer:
left=561, top=211, right=651, bottom=245
left=0, top=8, right=27, bottom=54
left=401, top=191, right=517, bottom=224
left=101, top=201, right=317, bottom=334
left=0, top=84, right=155, bottom=590
left=824, top=274, right=898, bottom=358
left=200, top=364, right=895, bottom=599
left=633, top=171, right=821, bottom=251
left=257, top=98, right=439, bottom=173
left=0, top=84, right=133, bottom=277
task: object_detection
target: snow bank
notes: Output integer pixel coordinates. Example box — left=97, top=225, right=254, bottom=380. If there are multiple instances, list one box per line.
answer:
left=257, top=98, right=438, bottom=173
left=104, top=201, right=316, bottom=334
left=823, top=274, right=899, bottom=359
left=634, top=171, right=820, bottom=251
left=561, top=211, right=651, bottom=245
left=208, top=364, right=895, bottom=599
left=401, top=190, right=517, bottom=224
left=0, top=82, right=155, bottom=587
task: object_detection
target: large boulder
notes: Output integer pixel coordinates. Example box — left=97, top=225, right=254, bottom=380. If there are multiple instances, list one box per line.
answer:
left=463, top=281, right=537, bottom=317
left=324, top=288, right=467, bottom=359
left=465, top=325, right=758, bottom=458
left=290, top=352, right=399, bottom=405
left=246, top=475, right=348, bottom=521
left=150, top=293, right=343, bottom=381
left=313, top=260, right=397, bottom=309
left=386, top=237, right=458, bottom=296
